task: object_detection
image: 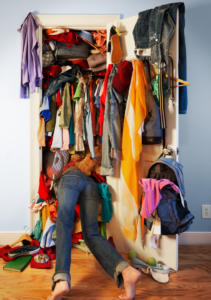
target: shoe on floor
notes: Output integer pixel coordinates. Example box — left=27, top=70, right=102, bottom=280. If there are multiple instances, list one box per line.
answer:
left=111, top=34, right=122, bottom=64
left=8, top=245, right=40, bottom=258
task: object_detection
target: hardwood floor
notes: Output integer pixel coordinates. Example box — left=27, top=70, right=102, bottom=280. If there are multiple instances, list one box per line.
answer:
left=0, top=245, right=210, bottom=300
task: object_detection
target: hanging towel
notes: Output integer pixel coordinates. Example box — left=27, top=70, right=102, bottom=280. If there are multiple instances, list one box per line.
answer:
left=120, top=60, right=148, bottom=242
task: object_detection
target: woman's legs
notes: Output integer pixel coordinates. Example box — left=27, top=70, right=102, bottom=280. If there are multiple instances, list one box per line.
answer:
left=50, top=172, right=82, bottom=297
left=79, top=178, right=130, bottom=288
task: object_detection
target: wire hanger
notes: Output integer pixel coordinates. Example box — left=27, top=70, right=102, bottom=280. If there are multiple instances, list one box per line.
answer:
left=151, top=65, right=190, bottom=88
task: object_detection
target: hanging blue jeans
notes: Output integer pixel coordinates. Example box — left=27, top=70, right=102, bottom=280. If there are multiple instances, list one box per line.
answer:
left=52, top=169, right=129, bottom=291
left=133, top=3, right=187, bottom=114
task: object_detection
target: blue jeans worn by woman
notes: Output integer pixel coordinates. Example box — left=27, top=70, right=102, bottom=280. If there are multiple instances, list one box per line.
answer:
left=52, top=169, right=129, bottom=290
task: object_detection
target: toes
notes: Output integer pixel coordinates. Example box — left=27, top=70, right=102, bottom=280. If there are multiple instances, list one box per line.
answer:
left=119, top=293, right=127, bottom=300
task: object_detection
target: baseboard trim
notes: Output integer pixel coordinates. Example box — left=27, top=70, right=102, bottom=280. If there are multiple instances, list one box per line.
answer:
left=178, top=232, right=211, bottom=245
left=0, top=232, right=29, bottom=246
left=1, top=231, right=211, bottom=247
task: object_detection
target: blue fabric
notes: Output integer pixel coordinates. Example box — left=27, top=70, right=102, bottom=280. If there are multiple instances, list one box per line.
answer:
left=133, top=3, right=188, bottom=114
left=44, top=66, right=79, bottom=97
left=40, top=217, right=56, bottom=248
left=96, top=183, right=113, bottom=223
left=69, top=101, right=75, bottom=146
left=40, top=96, right=51, bottom=122
left=94, top=80, right=104, bottom=109
left=54, top=170, right=126, bottom=288
left=85, top=81, right=97, bottom=158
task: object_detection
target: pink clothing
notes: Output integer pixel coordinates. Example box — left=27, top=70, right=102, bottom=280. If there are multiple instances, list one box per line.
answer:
left=61, top=129, right=69, bottom=150
left=139, top=178, right=180, bottom=218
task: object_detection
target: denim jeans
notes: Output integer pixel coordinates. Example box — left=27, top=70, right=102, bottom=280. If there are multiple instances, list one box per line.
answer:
left=101, top=66, right=123, bottom=176
left=44, top=65, right=79, bottom=97
left=133, top=3, right=187, bottom=114
left=52, top=169, right=129, bottom=290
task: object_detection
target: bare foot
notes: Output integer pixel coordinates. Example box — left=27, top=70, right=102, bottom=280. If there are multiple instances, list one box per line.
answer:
left=47, top=280, right=69, bottom=300
left=119, top=266, right=142, bottom=300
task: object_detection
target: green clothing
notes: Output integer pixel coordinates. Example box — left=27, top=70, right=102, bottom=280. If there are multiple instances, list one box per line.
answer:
left=100, top=222, right=107, bottom=239
left=30, top=216, right=43, bottom=243
left=59, top=82, right=72, bottom=129
left=72, top=79, right=81, bottom=104
left=37, top=198, right=45, bottom=204
left=151, top=75, right=168, bottom=105
left=46, top=94, right=57, bottom=132
left=51, top=225, right=57, bottom=240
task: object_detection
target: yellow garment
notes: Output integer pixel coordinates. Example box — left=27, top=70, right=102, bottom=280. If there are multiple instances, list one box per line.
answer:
left=42, top=205, right=48, bottom=231
left=37, top=117, right=45, bottom=147
left=74, top=218, right=82, bottom=233
left=121, top=60, right=148, bottom=242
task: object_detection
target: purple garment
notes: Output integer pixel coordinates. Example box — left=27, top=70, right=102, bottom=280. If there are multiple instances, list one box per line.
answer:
left=18, top=12, right=43, bottom=98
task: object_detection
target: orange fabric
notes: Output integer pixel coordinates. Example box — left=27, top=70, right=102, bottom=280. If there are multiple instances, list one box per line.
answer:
left=89, top=80, right=96, bottom=135
left=37, top=117, right=45, bottom=147
left=121, top=60, right=148, bottom=242
left=49, top=204, right=57, bottom=219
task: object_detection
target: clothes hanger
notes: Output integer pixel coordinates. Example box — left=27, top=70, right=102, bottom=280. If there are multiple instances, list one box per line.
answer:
left=151, top=67, right=190, bottom=88
left=9, top=227, right=32, bottom=247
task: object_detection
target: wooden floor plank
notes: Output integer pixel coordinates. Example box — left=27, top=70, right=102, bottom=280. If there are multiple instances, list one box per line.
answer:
left=0, top=246, right=211, bottom=299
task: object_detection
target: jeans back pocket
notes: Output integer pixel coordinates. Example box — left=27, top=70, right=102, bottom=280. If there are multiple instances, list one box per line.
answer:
left=61, top=175, right=80, bottom=189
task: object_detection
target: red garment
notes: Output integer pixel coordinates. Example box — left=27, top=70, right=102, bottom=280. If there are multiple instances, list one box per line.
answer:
left=0, top=245, right=21, bottom=262
left=72, top=232, right=82, bottom=244
left=0, top=241, right=56, bottom=265
left=46, top=135, right=54, bottom=147
left=30, top=257, right=51, bottom=269
left=95, top=71, right=106, bottom=76
left=30, top=242, right=56, bottom=269
left=49, top=204, right=57, bottom=219
left=91, top=171, right=106, bottom=183
left=62, top=161, right=76, bottom=174
left=44, top=32, right=82, bottom=48
left=38, top=171, right=52, bottom=201
left=43, top=65, right=62, bottom=89
left=71, top=83, right=75, bottom=99
left=30, top=240, right=56, bottom=260
left=99, top=64, right=113, bottom=136
left=89, top=80, right=96, bottom=135
left=108, top=237, right=116, bottom=249
left=72, top=59, right=88, bottom=70
left=75, top=203, right=80, bottom=218
left=56, top=90, right=62, bottom=109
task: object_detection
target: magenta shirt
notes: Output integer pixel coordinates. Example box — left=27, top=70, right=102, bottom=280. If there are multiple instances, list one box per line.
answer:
left=139, top=178, right=180, bottom=218
left=18, top=12, right=43, bottom=98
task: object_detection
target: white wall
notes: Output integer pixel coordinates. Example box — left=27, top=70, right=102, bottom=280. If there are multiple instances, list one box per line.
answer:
left=0, top=0, right=211, bottom=233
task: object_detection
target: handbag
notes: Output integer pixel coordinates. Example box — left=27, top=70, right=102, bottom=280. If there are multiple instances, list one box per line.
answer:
left=55, top=41, right=90, bottom=60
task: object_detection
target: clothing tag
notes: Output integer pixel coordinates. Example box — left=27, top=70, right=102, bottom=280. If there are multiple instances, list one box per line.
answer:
left=150, top=235, right=157, bottom=249
left=153, top=217, right=161, bottom=235
left=136, top=48, right=151, bottom=57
